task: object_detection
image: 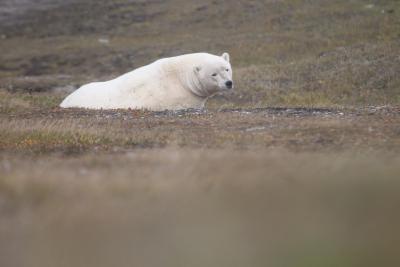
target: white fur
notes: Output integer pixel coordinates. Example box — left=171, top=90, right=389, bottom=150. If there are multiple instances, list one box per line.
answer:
left=60, top=52, right=233, bottom=111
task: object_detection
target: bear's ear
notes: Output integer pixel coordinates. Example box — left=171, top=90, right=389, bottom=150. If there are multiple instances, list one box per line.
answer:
left=222, top=52, right=230, bottom=63
left=194, top=66, right=202, bottom=73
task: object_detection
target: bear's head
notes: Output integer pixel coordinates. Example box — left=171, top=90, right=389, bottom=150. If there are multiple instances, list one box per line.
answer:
left=193, top=52, right=233, bottom=96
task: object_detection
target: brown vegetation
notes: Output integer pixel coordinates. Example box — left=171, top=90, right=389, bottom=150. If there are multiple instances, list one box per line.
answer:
left=1, top=0, right=400, bottom=266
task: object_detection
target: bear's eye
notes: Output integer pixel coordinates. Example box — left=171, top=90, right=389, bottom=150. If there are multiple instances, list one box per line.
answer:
left=212, top=73, right=217, bottom=77
left=226, top=69, right=229, bottom=72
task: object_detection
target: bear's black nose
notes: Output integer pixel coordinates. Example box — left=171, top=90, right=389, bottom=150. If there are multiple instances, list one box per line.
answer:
left=226, top=80, right=233, bottom=89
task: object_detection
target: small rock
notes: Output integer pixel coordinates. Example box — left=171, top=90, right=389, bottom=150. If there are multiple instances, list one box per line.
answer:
left=246, top=126, right=267, bottom=132
left=98, top=38, right=110, bottom=45
left=380, top=9, right=394, bottom=14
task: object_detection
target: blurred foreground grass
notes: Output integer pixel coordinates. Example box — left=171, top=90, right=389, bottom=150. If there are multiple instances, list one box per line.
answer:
left=1, top=149, right=400, bottom=267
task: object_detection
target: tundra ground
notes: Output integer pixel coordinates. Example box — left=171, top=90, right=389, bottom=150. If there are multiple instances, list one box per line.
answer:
left=1, top=0, right=400, bottom=266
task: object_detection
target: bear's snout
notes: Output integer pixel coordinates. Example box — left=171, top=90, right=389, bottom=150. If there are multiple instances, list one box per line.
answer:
left=225, top=80, right=233, bottom=89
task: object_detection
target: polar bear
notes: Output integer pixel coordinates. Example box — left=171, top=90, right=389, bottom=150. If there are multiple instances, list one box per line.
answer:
left=60, top=52, right=233, bottom=111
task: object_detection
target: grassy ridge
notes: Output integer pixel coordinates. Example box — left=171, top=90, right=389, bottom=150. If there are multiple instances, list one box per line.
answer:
left=1, top=91, right=399, bottom=154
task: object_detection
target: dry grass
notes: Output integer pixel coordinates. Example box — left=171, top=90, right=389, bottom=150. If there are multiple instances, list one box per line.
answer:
left=1, top=1, right=400, bottom=266
left=1, top=94, right=399, bottom=154
left=1, top=0, right=399, bottom=107
left=0, top=90, right=63, bottom=112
